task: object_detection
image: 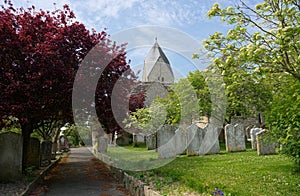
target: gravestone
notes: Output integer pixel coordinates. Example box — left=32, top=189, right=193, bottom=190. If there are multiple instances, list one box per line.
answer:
left=51, top=142, right=58, bottom=159
left=256, top=130, right=276, bottom=155
left=116, top=132, right=132, bottom=146
left=40, top=140, right=52, bottom=166
left=146, top=133, right=157, bottom=150
left=27, top=138, right=40, bottom=168
left=174, top=128, right=187, bottom=155
left=0, top=132, right=23, bottom=181
left=225, top=124, right=246, bottom=152
left=186, top=124, right=204, bottom=155
left=250, top=128, right=262, bottom=150
left=157, top=125, right=176, bottom=158
left=200, top=125, right=220, bottom=155
left=98, top=136, right=108, bottom=153
left=58, top=135, right=69, bottom=151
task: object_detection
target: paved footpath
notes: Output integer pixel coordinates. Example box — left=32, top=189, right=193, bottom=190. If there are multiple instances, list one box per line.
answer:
left=29, top=147, right=130, bottom=196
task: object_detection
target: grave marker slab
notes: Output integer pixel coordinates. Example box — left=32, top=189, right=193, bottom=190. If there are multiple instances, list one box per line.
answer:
left=27, top=138, right=40, bottom=168
left=250, top=128, right=262, bottom=150
left=174, top=128, right=187, bottom=155
left=40, top=140, right=52, bottom=166
left=0, top=132, right=22, bottom=181
left=146, top=133, right=157, bottom=150
left=200, top=125, right=220, bottom=155
left=186, top=124, right=203, bottom=155
left=225, top=124, right=246, bottom=152
left=157, top=125, right=176, bottom=158
left=98, top=136, right=108, bottom=153
left=256, top=130, right=276, bottom=155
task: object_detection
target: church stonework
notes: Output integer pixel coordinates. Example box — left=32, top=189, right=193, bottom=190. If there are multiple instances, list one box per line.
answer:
left=136, top=38, right=175, bottom=107
left=142, top=38, right=174, bottom=84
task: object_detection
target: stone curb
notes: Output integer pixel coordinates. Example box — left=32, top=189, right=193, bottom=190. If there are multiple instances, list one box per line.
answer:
left=88, top=147, right=161, bottom=196
left=20, top=154, right=64, bottom=196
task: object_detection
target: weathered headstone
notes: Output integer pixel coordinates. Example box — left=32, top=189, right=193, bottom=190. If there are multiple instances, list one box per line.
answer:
left=51, top=142, right=58, bottom=159
left=200, top=125, right=220, bottom=155
left=225, top=124, right=246, bottom=152
left=116, top=132, right=132, bottom=146
left=97, top=136, right=108, bottom=153
left=186, top=124, right=203, bottom=155
left=133, top=134, right=145, bottom=143
left=146, top=133, right=157, bottom=150
left=250, top=128, right=262, bottom=150
left=40, top=140, right=52, bottom=167
left=157, top=125, right=176, bottom=158
left=174, top=128, right=187, bottom=155
left=27, top=138, right=40, bottom=168
left=0, top=132, right=23, bottom=181
left=58, top=135, right=69, bottom=151
left=256, top=130, right=276, bottom=155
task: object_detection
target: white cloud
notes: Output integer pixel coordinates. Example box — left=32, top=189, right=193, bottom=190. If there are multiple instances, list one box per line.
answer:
left=72, top=0, right=139, bottom=18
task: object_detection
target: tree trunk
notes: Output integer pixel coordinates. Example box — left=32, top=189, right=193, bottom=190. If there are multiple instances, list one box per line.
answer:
left=21, top=123, right=32, bottom=172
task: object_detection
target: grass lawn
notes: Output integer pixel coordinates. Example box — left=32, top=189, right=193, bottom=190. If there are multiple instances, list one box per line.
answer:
left=106, top=144, right=172, bottom=171
left=107, top=142, right=300, bottom=195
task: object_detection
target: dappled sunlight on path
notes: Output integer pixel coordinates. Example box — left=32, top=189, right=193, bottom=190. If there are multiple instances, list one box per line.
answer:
left=29, top=147, right=130, bottom=196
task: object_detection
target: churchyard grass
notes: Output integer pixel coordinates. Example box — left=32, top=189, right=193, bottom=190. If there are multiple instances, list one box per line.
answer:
left=106, top=145, right=172, bottom=171
left=113, top=142, right=300, bottom=195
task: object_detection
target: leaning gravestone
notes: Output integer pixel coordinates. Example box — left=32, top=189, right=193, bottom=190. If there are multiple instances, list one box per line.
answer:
left=27, top=138, right=40, bottom=168
left=186, top=124, right=204, bottom=155
left=157, top=125, right=176, bottom=158
left=146, top=133, right=157, bottom=150
left=40, top=140, right=52, bottom=166
left=200, top=125, right=220, bottom=155
left=256, top=130, right=276, bottom=155
left=97, top=136, right=108, bottom=153
left=225, top=124, right=246, bottom=152
left=174, top=128, right=187, bottom=155
left=0, top=132, right=23, bottom=181
left=250, top=128, right=262, bottom=150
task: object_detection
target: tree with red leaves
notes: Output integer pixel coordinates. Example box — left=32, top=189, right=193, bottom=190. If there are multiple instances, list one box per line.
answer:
left=0, top=1, right=143, bottom=170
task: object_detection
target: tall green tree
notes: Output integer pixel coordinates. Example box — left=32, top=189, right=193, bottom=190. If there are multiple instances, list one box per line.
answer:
left=200, top=0, right=300, bottom=164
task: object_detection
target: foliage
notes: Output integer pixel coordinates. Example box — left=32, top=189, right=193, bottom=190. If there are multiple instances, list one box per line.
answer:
left=0, top=116, right=21, bottom=134
left=206, top=0, right=300, bottom=80
left=200, top=0, right=300, bottom=163
left=63, top=124, right=83, bottom=147
left=0, top=1, right=143, bottom=169
left=187, top=70, right=211, bottom=117
left=129, top=78, right=199, bottom=128
left=125, top=101, right=166, bottom=134
left=267, top=75, right=300, bottom=165
left=130, top=147, right=300, bottom=195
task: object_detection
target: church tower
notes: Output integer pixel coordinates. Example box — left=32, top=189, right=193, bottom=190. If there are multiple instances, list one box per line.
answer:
left=142, top=38, right=174, bottom=84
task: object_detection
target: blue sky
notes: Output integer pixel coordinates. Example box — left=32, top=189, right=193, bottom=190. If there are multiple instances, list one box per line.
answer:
left=13, top=0, right=260, bottom=80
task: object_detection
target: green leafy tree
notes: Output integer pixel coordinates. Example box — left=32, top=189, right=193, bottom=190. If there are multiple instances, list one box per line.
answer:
left=201, top=0, right=300, bottom=164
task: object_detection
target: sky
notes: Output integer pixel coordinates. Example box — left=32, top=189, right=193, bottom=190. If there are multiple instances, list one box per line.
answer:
left=12, top=0, right=260, bottom=80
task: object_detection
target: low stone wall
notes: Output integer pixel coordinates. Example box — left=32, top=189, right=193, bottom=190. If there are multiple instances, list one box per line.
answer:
left=90, top=149, right=161, bottom=196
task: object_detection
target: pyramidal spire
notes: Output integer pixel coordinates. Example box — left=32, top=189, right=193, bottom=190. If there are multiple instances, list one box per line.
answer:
left=142, top=37, right=174, bottom=84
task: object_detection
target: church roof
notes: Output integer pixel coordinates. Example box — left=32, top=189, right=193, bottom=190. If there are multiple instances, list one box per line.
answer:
left=142, top=39, right=173, bottom=82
